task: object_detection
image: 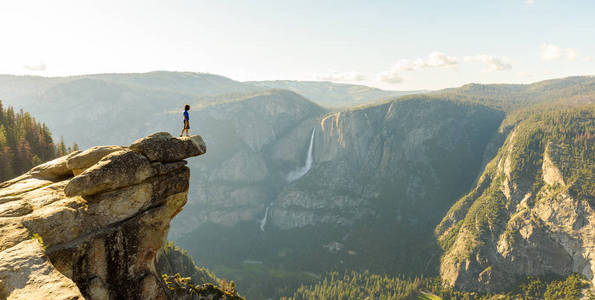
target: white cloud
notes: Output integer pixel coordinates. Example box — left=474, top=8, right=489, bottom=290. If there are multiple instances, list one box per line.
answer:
left=377, top=51, right=513, bottom=85
left=392, top=51, right=458, bottom=72
left=540, top=44, right=577, bottom=61
left=541, top=44, right=562, bottom=60
left=424, top=52, right=458, bottom=68
left=376, top=51, right=458, bottom=84
left=23, top=63, right=46, bottom=71
left=376, top=69, right=404, bottom=84
left=464, top=55, right=512, bottom=72
left=313, top=70, right=366, bottom=82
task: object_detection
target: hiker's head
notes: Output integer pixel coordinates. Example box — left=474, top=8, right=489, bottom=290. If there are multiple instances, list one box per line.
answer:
left=184, top=105, right=190, bottom=111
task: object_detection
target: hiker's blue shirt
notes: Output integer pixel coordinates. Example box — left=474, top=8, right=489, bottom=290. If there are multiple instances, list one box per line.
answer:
left=184, top=110, right=189, bottom=121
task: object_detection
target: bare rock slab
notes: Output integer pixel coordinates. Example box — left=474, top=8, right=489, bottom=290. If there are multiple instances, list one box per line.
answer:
left=66, top=145, right=124, bottom=171
left=64, top=150, right=154, bottom=197
left=0, top=240, right=84, bottom=300
left=28, top=151, right=82, bottom=180
left=0, top=132, right=207, bottom=299
left=129, top=132, right=206, bottom=162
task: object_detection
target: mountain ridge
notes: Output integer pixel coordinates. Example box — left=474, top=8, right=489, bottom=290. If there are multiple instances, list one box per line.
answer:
left=436, top=104, right=594, bottom=292
left=246, top=79, right=426, bottom=108
left=0, top=72, right=594, bottom=298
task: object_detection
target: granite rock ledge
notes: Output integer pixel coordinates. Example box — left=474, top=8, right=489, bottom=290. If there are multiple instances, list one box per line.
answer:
left=0, top=132, right=205, bottom=300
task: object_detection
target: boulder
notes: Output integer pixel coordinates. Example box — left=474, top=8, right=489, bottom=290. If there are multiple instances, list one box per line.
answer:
left=129, top=132, right=206, bottom=162
left=28, top=151, right=82, bottom=179
left=66, top=145, right=124, bottom=171
left=64, top=150, right=154, bottom=197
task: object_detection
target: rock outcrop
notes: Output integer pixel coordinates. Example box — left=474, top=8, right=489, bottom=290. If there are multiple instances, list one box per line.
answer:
left=436, top=107, right=594, bottom=292
left=0, top=132, right=206, bottom=299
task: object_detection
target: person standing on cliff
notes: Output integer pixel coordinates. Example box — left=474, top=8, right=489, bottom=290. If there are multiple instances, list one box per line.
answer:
left=179, top=104, right=190, bottom=137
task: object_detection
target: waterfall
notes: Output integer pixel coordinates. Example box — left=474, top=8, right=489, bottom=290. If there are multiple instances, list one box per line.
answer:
left=261, top=129, right=315, bottom=231
left=259, top=206, right=270, bottom=232
left=286, top=128, right=316, bottom=182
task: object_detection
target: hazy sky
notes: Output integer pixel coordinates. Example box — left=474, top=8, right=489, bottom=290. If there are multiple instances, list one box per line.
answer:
left=1, top=0, right=594, bottom=90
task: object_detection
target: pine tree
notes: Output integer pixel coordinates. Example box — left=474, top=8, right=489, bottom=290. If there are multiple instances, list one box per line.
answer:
left=57, top=136, right=67, bottom=157
left=0, top=125, right=7, bottom=148
left=0, top=100, right=76, bottom=181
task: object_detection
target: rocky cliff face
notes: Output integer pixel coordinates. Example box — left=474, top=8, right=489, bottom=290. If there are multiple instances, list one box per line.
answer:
left=170, top=89, right=325, bottom=238
left=172, top=97, right=502, bottom=236
left=436, top=106, right=594, bottom=292
left=270, top=99, right=503, bottom=230
left=0, top=132, right=206, bottom=299
left=171, top=97, right=505, bottom=285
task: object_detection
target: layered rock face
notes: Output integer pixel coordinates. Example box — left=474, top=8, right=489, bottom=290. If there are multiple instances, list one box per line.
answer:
left=0, top=132, right=205, bottom=300
left=170, top=90, right=325, bottom=237
left=436, top=107, right=594, bottom=292
left=270, top=99, right=504, bottom=230
left=172, top=97, right=502, bottom=237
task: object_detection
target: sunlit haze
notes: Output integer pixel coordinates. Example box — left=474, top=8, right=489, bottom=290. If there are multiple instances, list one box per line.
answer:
left=1, top=0, right=594, bottom=90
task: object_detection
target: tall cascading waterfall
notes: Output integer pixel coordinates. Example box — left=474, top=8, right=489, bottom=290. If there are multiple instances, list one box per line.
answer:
left=259, top=206, right=270, bottom=232
left=260, top=128, right=316, bottom=232
left=286, top=128, right=316, bottom=182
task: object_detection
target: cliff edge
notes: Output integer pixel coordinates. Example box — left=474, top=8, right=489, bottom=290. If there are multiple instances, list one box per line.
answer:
left=0, top=132, right=205, bottom=299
